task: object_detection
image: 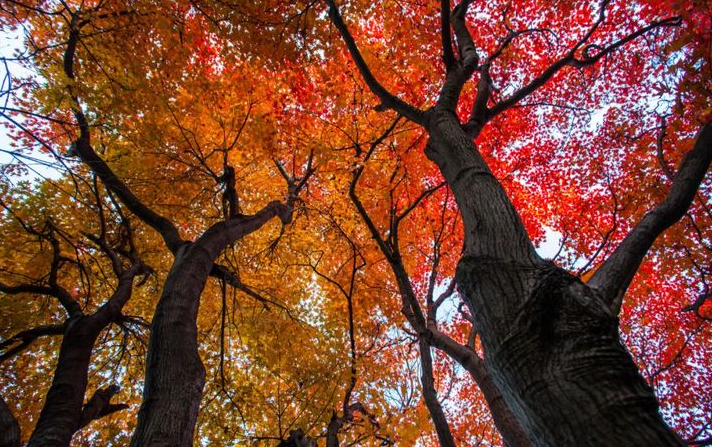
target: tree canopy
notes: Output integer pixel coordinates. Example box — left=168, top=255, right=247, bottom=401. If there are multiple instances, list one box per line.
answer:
left=0, top=0, right=711, bottom=446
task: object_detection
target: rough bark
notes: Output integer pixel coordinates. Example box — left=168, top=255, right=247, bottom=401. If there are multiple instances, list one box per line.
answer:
left=0, top=395, right=20, bottom=447
left=130, top=204, right=292, bottom=447
left=426, top=109, right=685, bottom=446
left=25, top=266, right=139, bottom=447
left=26, top=318, right=100, bottom=447
left=128, top=244, right=211, bottom=447
left=349, top=121, right=530, bottom=447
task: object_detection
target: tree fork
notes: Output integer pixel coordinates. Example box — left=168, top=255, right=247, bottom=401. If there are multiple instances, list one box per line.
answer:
left=426, top=110, right=685, bottom=446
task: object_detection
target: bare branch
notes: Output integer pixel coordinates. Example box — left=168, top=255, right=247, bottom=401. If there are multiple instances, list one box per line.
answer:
left=210, top=264, right=298, bottom=318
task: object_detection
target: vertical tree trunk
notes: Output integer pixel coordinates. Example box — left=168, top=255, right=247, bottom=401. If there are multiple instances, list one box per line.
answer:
left=425, top=109, right=685, bottom=447
left=26, top=318, right=100, bottom=447
left=129, top=204, right=292, bottom=447
left=0, top=395, right=20, bottom=447
left=129, top=244, right=213, bottom=447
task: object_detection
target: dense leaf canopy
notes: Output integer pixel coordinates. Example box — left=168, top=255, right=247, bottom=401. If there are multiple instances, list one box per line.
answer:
left=0, top=0, right=711, bottom=446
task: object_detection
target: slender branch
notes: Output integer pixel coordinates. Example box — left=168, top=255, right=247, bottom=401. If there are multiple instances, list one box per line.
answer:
left=210, top=264, right=296, bottom=317
left=569, top=16, right=682, bottom=69
left=418, top=339, right=457, bottom=447
left=395, top=181, right=447, bottom=225
left=0, top=323, right=66, bottom=364
left=437, top=0, right=478, bottom=111
left=324, top=0, right=427, bottom=124
left=61, top=18, right=185, bottom=253
left=0, top=244, right=82, bottom=319
left=441, top=0, right=456, bottom=69
left=485, top=14, right=681, bottom=120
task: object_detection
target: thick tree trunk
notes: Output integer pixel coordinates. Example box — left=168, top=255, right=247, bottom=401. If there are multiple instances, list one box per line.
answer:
left=129, top=244, right=212, bottom=447
left=130, top=205, right=291, bottom=447
left=0, top=395, right=20, bottom=447
left=425, top=109, right=685, bottom=446
left=26, top=318, right=99, bottom=447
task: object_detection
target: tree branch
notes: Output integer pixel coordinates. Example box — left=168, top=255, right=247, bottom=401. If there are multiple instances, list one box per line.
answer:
left=324, top=0, right=427, bottom=125
left=589, top=122, right=712, bottom=313
left=0, top=323, right=66, bottom=364
left=78, top=385, right=129, bottom=429
left=441, top=0, right=456, bottom=69
left=418, top=339, right=457, bottom=447
left=61, top=17, right=185, bottom=253
left=437, top=0, right=478, bottom=111
left=485, top=13, right=680, bottom=120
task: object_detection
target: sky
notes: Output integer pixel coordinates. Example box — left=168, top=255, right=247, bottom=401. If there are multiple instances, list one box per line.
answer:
left=1, top=27, right=65, bottom=183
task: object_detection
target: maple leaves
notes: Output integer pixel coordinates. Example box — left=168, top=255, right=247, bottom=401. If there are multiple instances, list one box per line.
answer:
left=0, top=0, right=711, bottom=445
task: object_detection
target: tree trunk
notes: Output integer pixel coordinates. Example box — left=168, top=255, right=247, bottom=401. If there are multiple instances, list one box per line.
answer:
left=26, top=317, right=100, bottom=447
left=425, top=109, right=685, bottom=447
left=129, top=205, right=291, bottom=447
left=129, top=244, right=212, bottom=447
left=0, top=395, right=20, bottom=447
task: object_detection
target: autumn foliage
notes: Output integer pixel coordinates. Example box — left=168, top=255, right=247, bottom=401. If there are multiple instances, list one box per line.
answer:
left=0, top=0, right=711, bottom=446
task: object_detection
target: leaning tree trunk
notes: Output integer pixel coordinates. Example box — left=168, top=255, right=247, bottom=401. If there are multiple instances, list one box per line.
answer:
left=26, top=317, right=101, bottom=447
left=129, top=244, right=212, bottom=447
left=424, top=109, right=685, bottom=447
left=130, top=207, right=290, bottom=447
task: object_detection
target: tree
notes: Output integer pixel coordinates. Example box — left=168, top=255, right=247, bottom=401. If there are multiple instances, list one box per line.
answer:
left=323, top=0, right=711, bottom=444
left=1, top=0, right=711, bottom=446
left=0, top=180, right=147, bottom=447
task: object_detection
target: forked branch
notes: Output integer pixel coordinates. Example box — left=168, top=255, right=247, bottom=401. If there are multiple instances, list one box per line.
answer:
left=478, top=8, right=680, bottom=125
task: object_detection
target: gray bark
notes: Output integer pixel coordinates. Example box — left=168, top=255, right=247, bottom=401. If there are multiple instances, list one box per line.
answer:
left=130, top=204, right=292, bottom=447
left=425, top=109, right=686, bottom=446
